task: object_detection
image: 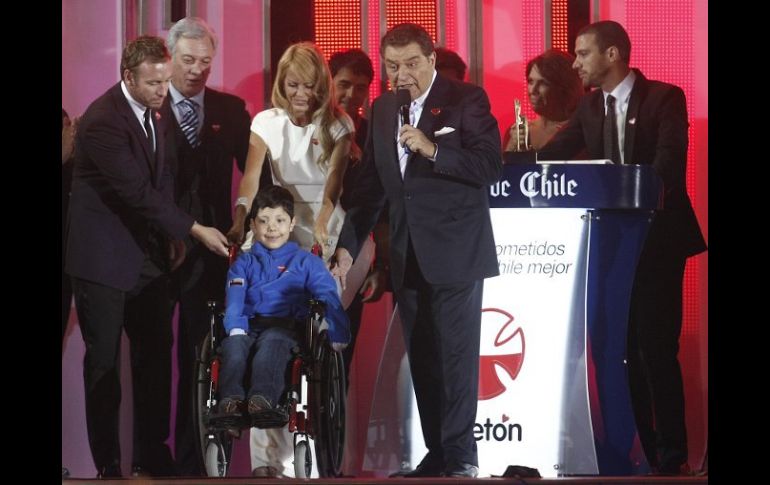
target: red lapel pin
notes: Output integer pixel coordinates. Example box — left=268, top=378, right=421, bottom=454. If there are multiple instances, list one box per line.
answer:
left=431, top=107, right=441, bottom=115
left=212, top=124, right=221, bottom=132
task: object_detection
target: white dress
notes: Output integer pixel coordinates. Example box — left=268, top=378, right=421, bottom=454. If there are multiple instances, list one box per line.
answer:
left=251, top=108, right=353, bottom=258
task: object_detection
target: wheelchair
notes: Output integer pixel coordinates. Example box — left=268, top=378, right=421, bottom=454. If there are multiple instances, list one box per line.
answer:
left=192, top=298, right=346, bottom=478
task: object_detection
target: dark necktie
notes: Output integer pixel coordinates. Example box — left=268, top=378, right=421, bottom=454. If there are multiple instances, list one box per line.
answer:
left=179, top=98, right=201, bottom=147
left=143, top=108, right=155, bottom=152
left=603, top=94, right=620, bottom=163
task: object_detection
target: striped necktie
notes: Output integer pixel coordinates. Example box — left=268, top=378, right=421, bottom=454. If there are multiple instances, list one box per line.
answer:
left=179, top=98, right=201, bottom=147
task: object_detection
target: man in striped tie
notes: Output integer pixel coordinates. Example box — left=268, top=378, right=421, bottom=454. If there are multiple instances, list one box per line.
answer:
left=161, top=16, right=265, bottom=477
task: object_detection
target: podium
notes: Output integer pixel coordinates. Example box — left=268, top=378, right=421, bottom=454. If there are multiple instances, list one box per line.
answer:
left=355, top=163, right=662, bottom=477
left=481, top=163, right=662, bottom=476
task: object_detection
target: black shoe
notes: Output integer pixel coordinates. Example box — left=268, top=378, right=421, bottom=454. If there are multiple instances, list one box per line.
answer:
left=443, top=461, right=479, bottom=478
left=96, top=463, right=122, bottom=478
left=131, top=461, right=177, bottom=478
left=389, top=455, right=443, bottom=477
left=131, top=465, right=151, bottom=478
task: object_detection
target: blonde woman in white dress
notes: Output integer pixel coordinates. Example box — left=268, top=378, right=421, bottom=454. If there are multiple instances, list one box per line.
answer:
left=228, top=42, right=353, bottom=259
left=225, top=42, right=352, bottom=478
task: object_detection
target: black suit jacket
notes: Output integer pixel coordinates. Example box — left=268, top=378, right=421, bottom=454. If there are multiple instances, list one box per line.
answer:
left=339, top=73, right=502, bottom=286
left=65, top=83, right=194, bottom=291
left=539, top=69, right=706, bottom=258
left=162, top=88, right=250, bottom=235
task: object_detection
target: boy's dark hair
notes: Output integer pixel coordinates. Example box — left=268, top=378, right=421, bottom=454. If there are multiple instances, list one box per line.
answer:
left=329, top=48, right=374, bottom=83
left=248, top=185, right=295, bottom=221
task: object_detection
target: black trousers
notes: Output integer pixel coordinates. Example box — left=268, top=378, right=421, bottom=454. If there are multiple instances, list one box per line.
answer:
left=342, top=289, right=364, bottom=389
left=394, top=241, right=483, bottom=467
left=72, top=257, right=174, bottom=475
left=627, top=247, right=688, bottom=470
left=170, top=247, right=228, bottom=476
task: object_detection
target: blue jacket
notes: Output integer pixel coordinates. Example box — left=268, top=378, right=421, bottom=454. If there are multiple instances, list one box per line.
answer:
left=223, top=241, right=350, bottom=345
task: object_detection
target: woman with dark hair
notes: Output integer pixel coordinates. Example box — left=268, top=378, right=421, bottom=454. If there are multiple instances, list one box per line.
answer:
left=505, top=49, right=584, bottom=151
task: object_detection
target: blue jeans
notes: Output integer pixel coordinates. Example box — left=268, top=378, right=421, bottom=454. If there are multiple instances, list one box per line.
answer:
left=218, top=326, right=297, bottom=405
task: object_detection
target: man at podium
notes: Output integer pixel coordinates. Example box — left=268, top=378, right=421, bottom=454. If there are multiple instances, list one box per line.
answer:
left=537, top=20, right=706, bottom=476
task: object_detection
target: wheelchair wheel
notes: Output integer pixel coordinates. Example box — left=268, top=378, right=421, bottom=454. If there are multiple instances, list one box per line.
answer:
left=193, top=330, right=234, bottom=477
left=294, top=439, right=313, bottom=478
left=203, top=437, right=230, bottom=477
left=312, top=332, right=346, bottom=477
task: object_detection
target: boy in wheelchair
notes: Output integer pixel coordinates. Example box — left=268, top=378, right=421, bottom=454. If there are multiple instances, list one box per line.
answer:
left=217, top=185, right=350, bottom=427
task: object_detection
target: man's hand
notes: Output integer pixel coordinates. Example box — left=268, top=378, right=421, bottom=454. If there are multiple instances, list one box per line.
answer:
left=330, top=247, right=354, bottom=290
left=225, top=223, right=245, bottom=247
left=168, top=239, right=187, bottom=271
left=226, top=205, right=248, bottom=246
left=399, top=125, right=437, bottom=159
left=360, top=268, right=388, bottom=303
left=349, top=141, right=363, bottom=165
left=191, top=222, right=230, bottom=257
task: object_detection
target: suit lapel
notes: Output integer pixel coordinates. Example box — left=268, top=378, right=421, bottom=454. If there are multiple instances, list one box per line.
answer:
left=153, top=110, right=165, bottom=186
left=587, top=91, right=606, bottom=159
left=416, top=74, right=447, bottom=143
left=623, top=70, right=646, bottom=165
left=376, top=91, right=402, bottom=183
left=113, top=85, right=157, bottom=177
left=201, top=90, right=219, bottom=146
left=404, top=74, right=448, bottom=178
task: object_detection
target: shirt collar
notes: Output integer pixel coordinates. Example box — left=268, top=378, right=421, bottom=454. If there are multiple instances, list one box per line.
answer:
left=411, top=69, right=437, bottom=110
left=605, top=69, right=636, bottom=106
left=120, top=81, right=150, bottom=121
left=169, top=83, right=205, bottom=107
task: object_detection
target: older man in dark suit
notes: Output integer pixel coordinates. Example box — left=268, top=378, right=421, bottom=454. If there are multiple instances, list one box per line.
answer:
left=65, top=36, right=229, bottom=479
left=159, top=17, right=258, bottom=476
left=332, top=23, right=501, bottom=478
left=538, top=20, right=707, bottom=476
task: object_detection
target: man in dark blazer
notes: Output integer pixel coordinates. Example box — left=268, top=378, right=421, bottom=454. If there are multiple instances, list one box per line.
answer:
left=161, top=17, right=254, bottom=476
left=538, top=20, right=707, bottom=476
left=65, top=36, right=230, bottom=478
left=331, top=23, right=501, bottom=478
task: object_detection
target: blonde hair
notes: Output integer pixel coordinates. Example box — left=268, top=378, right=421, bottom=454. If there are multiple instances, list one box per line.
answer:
left=272, top=42, right=344, bottom=168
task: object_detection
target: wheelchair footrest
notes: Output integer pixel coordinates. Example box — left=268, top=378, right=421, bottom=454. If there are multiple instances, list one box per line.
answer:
left=207, top=413, right=250, bottom=431
left=250, top=408, right=290, bottom=429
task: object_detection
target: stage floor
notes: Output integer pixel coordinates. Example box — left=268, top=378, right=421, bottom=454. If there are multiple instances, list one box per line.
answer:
left=63, top=475, right=708, bottom=484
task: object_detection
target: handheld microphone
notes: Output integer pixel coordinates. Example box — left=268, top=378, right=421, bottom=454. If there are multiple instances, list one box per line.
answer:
left=396, top=88, right=411, bottom=127
left=396, top=88, right=412, bottom=153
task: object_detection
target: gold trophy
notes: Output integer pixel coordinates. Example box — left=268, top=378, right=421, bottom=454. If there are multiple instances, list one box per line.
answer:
left=510, top=99, right=530, bottom=152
